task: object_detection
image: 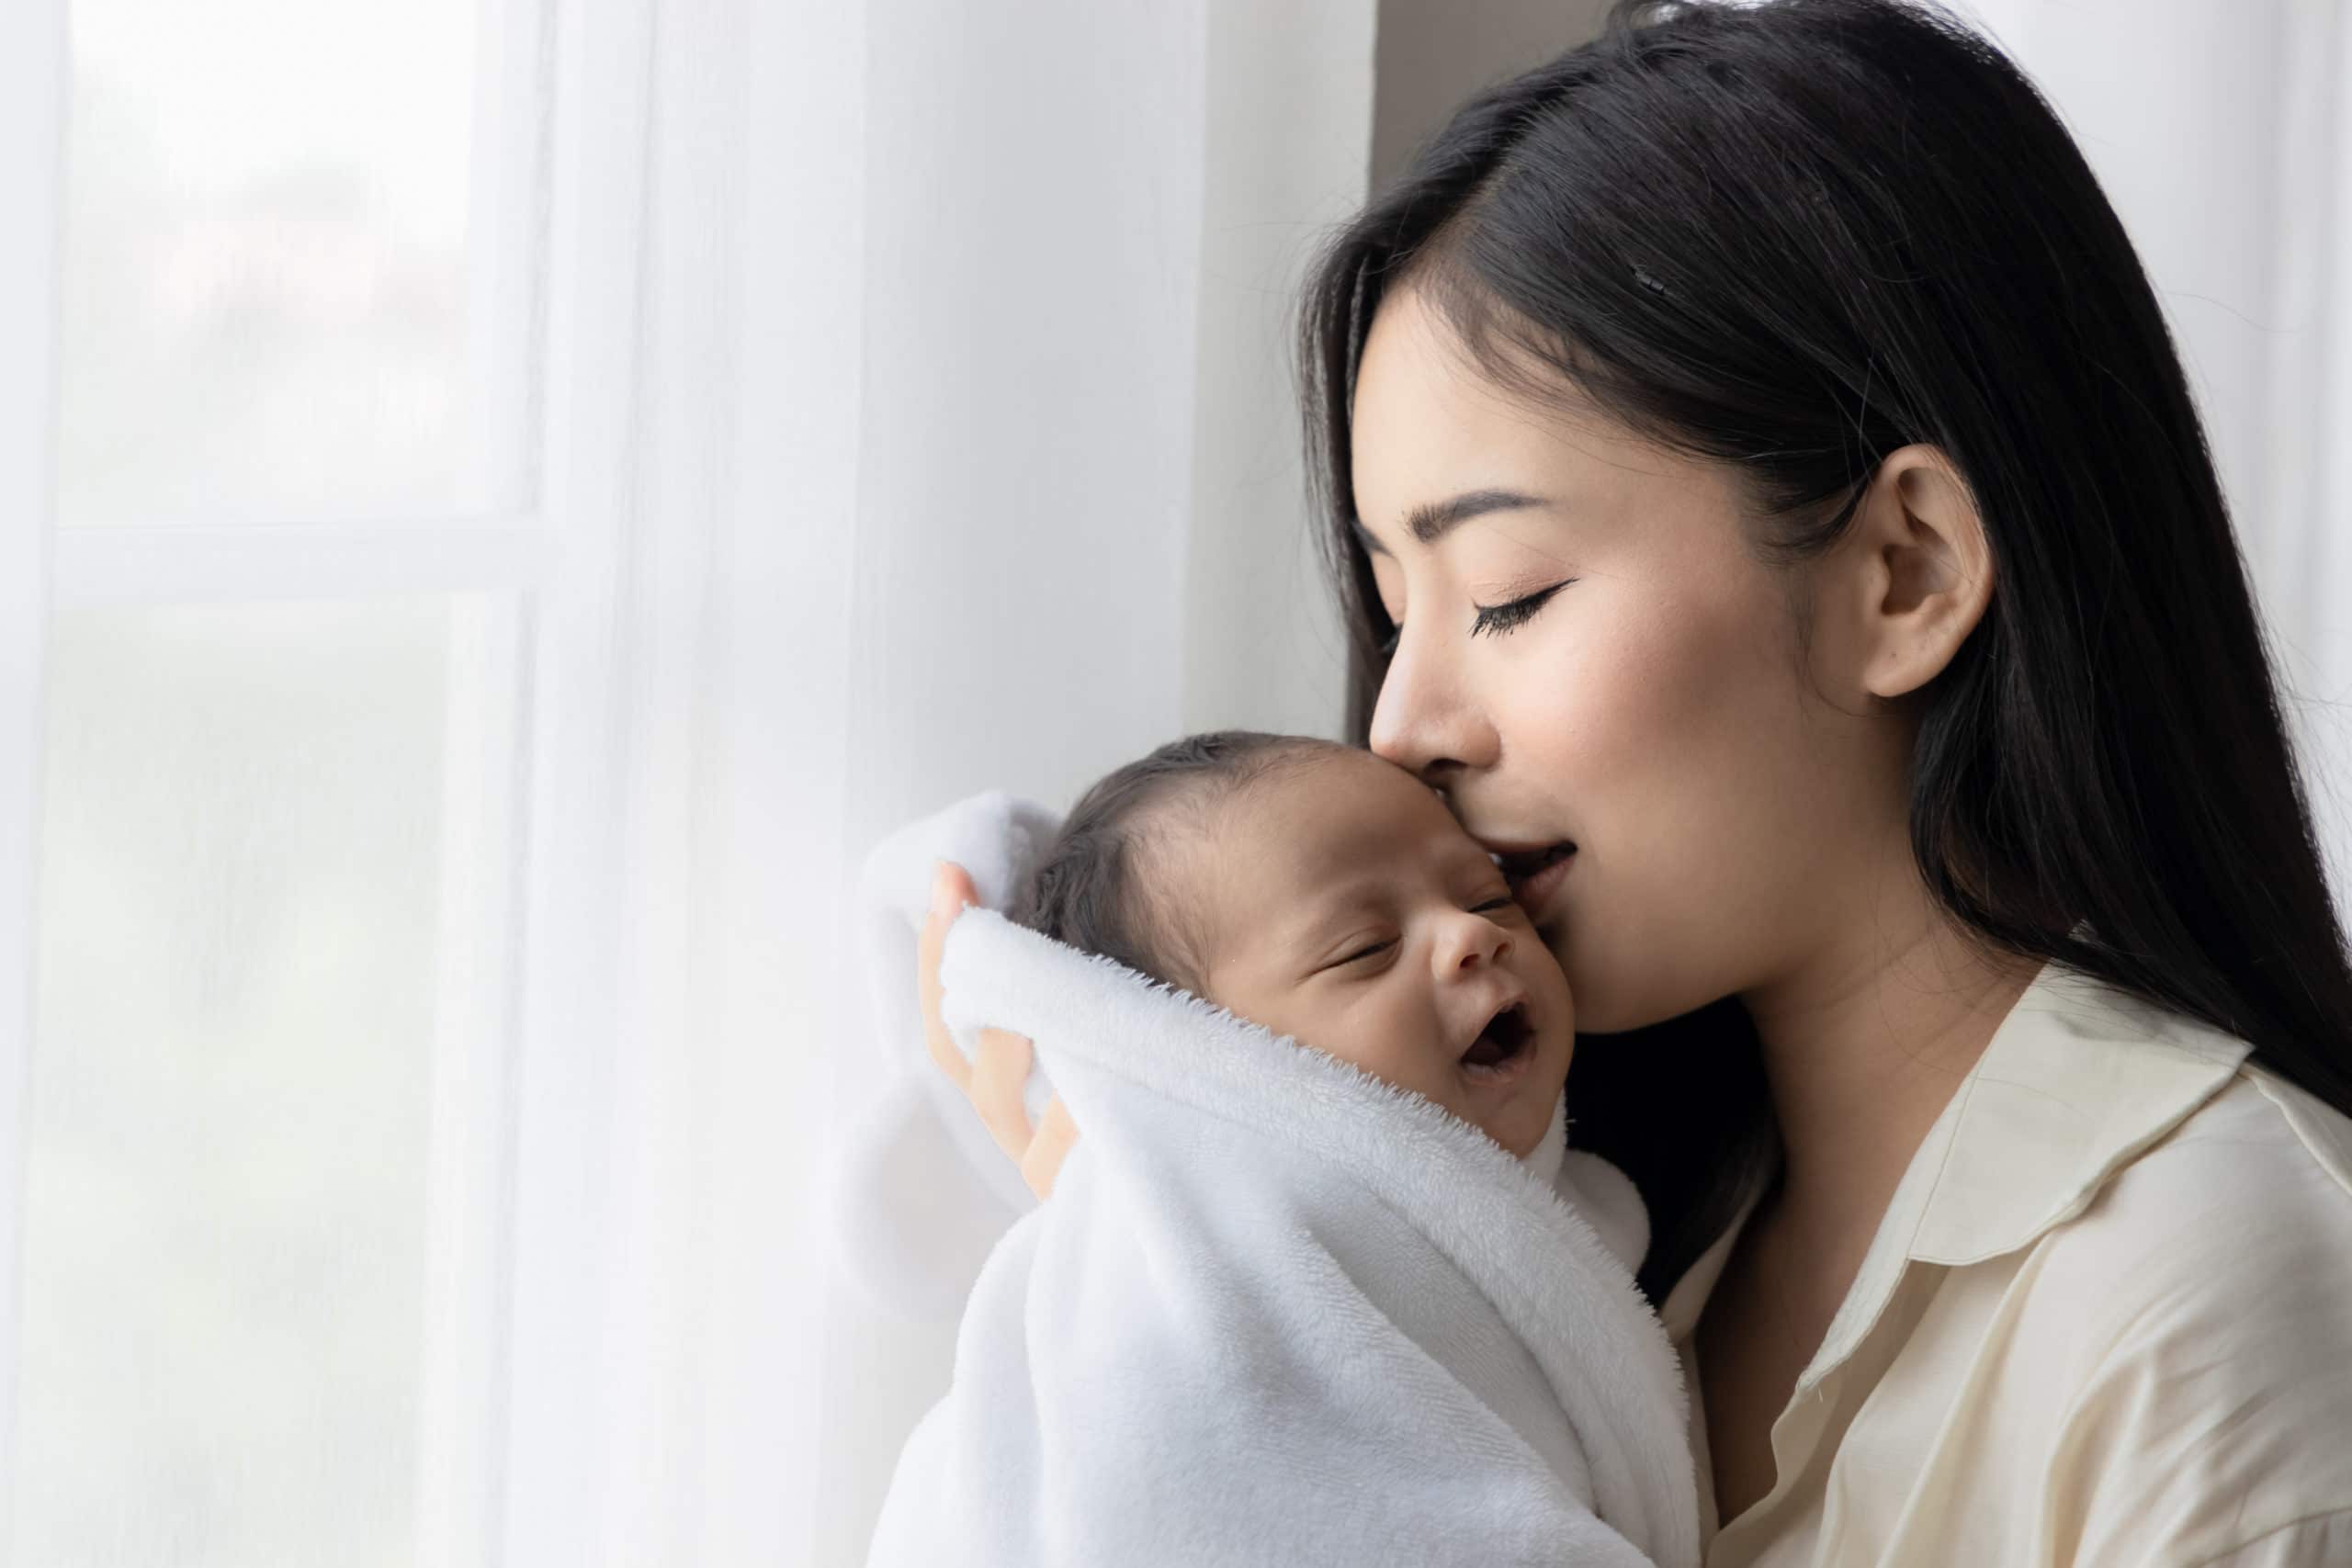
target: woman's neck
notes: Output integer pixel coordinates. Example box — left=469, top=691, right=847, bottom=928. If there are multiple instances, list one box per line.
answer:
left=1741, top=884, right=2041, bottom=1251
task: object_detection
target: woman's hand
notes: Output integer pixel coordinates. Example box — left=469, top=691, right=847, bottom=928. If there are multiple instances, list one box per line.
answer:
left=921, top=860, right=1081, bottom=1201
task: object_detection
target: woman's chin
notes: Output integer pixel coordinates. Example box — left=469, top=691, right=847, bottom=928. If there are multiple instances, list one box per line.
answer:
left=1548, top=917, right=1733, bottom=1034
left=1560, top=964, right=1709, bottom=1037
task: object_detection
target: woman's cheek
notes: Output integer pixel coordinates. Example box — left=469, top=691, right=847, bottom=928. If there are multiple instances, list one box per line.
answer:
left=1544, top=584, right=1753, bottom=803
left=1530, top=585, right=1800, bottom=1022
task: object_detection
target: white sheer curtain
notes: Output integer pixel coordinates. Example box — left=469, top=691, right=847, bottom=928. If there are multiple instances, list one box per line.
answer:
left=412, top=0, right=1375, bottom=1559
left=1959, top=0, right=2352, bottom=897
left=0, top=0, right=1369, bottom=1563
left=800, top=5, right=1373, bottom=1559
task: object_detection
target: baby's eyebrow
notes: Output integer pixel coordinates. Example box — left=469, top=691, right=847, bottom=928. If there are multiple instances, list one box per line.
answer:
left=1283, top=884, right=1375, bottom=944
left=1276, top=880, right=1393, bottom=959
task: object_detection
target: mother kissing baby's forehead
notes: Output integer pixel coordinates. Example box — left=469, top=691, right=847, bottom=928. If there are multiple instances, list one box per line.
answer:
left=1005, top=729, right=1576, bottom=1161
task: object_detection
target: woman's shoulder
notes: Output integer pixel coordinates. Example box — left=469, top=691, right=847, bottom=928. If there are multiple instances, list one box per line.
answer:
left=2001, top=1060, right=2352, bottom=1552
left=2237, top=1061, right=2352, bottom=1194
left=1921, top=1053, right=2352, bottom=1563
left=2001, top=964, right=2352, bottom=1275
left=2030, top=1058, right=2352, bottom=1332
left=2083, top=1060, right=2352, bottom=1263
left=1935, top=963, right=2352, bottom=1302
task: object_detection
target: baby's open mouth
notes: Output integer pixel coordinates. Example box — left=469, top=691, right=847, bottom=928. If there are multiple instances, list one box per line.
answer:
left=1461, top=1000, right=1533, bottom=1072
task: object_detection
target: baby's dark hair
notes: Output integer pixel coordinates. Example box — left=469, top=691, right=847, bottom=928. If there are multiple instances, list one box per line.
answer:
left=1008, top=729, right=1354, bottom=998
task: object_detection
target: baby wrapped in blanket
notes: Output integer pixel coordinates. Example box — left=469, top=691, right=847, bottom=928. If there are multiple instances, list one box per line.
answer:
left=866, top=732, right=1700, bottom=1568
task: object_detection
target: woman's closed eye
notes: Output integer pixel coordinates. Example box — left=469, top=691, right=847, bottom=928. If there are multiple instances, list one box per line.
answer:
left=1472, top=581, right=1573, bottom=639
left=1376, top=581, right=1574, bottom=658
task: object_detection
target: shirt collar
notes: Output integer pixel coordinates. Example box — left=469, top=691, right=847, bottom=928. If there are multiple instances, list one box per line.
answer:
left=1903, top=958, right=2250, bottom=1265
left=1657, top=957, right=2253, bottom=1371
left=1805, top=957, right=2250, bottom=1383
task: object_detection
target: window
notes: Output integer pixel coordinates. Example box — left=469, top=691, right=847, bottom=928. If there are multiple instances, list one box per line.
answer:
left=3, top=0, right=608, bottom=1561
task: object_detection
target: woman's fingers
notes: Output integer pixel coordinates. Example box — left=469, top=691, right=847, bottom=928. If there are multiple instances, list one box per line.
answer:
left=917, top=856, right=1073, bottom=1198
left=967, top=1025, right=1039, bottom=1167
left=919, top=861, right=980, bottom=1092
left=1021, top=1095, right=1081, bottom=1201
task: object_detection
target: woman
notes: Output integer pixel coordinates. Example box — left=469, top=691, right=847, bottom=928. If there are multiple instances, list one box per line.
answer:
left=919, top=0, right=2352, bottom=1562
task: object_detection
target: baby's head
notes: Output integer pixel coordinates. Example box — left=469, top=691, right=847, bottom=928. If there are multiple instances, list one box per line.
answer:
left=1009, top=731, right=1572, bottom=1158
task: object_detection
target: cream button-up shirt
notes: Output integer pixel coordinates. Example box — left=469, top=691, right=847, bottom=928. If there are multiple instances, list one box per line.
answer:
left=1660, top=961, right=2352, bottom=1567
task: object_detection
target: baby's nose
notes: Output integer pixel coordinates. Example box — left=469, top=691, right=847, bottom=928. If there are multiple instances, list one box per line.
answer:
left=1450, top=920, right=1511, bottom=969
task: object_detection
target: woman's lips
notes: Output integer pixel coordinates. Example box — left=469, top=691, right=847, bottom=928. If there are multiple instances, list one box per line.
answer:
left=1510, top=849, right=1573, bottom=919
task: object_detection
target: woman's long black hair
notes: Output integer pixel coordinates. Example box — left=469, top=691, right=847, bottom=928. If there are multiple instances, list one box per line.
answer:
left=1296, top=0, right=2352, bottom=1300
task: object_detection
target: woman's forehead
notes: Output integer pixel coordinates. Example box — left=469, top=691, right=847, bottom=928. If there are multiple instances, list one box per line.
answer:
left=1351, top=323, right=1682, bottom=551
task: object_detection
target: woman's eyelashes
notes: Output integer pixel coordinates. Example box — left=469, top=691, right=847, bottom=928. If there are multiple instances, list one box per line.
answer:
left=1375, top=581, right=1574, bottom=658
left=1471, top=581, right=1572, bottom=639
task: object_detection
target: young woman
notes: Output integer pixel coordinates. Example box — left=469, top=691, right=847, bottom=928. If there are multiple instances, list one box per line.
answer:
left=918, top=1, right=2352, bottom=1561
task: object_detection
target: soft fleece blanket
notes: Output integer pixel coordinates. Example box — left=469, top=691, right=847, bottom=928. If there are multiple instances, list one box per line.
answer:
left=833, top=791, right=1063, bottom=1324
left=855, top=794, right=1701, bottom=1568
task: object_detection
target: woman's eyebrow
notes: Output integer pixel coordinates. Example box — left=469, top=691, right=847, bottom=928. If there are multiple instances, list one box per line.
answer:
left=1351, top=489, right=1553, bottom=558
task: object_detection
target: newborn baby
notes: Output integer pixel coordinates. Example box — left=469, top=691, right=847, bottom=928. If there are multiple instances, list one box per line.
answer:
left=868, top=728, right=1697, bottom=1567
left=1007, top=728, right=1577, bottom=1168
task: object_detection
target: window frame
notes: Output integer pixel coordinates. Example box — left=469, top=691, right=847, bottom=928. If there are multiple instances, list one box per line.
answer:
left=0, top=0, right=665, bottom=1557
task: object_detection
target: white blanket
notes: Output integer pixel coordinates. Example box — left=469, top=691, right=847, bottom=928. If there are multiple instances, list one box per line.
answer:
left=860, top=802, right=1702, bottom=1567
left=833, top=789, right=1065, bottom=1323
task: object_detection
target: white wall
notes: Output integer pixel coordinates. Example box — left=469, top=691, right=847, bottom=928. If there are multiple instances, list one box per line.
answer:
left=1370, top=0, right=1611, bottom=187
left=1182, top=0, right=1382, bottom=739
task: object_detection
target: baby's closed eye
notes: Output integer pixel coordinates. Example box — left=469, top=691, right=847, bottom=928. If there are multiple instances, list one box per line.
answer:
left=1335, top=938, right=1393, bottom=966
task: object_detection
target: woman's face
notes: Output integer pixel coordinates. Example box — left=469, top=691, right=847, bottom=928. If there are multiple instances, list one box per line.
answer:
left=1351, top=285, right=1908, bottom=1032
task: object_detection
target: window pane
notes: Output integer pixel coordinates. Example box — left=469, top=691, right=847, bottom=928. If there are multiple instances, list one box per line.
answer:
left=57, top=0, right=534, bottom=527
left=14, top=599, right=453, bottom=1568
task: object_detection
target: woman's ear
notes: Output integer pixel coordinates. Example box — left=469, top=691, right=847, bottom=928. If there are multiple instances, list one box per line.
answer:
left=1830, top=445, right=1995, bottom=701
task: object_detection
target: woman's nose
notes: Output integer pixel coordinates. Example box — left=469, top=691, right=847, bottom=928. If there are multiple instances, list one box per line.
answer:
left=1365, top=644, right=1497, bottom=778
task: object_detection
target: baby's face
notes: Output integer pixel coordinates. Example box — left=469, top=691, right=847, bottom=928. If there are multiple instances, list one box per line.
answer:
left=1193, top=750, right=1573, bottom=1159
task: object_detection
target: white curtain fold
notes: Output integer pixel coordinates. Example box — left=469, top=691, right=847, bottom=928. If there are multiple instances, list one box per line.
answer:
left=552, top=1, right=1374, bottom=1562
left=806, top=5, right=1372, bottom=1559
